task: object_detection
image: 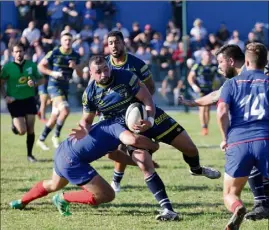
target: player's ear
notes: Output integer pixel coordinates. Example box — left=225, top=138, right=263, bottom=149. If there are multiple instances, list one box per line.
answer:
left=229, top=57, right=234, bottom=67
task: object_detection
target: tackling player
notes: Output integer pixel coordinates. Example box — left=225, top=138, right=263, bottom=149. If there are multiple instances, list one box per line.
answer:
left=187, top=50, right=219, bottom=135
left=105, top=31, right=157, bottom=192
left=0, top=42, right=44, bottom=162
left=80, top=55, right=180, bottom=221
left=36, top=32, right=82, bottom=150
left=217, top=42, right=269, bottom=229
left=9, top=119, right=145, bottom=216
left=179, top=44, right=269, bottom=221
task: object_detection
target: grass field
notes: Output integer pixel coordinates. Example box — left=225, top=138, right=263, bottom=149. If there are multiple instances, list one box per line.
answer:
left=1, top=112, right=268, bottom=230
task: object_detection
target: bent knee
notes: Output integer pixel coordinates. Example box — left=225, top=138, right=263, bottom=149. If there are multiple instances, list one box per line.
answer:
left=18, top=129, right=27, bottom=135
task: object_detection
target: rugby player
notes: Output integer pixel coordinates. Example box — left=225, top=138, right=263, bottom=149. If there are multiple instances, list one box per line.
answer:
left=37, top=74, right=50, bottom=123
left=9, top=119, right=147, bottom=216
left=105, top=31, right=221, bottom=194
left=105, top=31, right=157, bottom=191
left=179, top=44, right=269, bottom=220
left=187, top=49, right=219, bottom=136
left=0, top=42, right=44, bottom=162
left=36, top=32, right=82, bottom=150
left=80, top=55, right=180, bottom=221
left=217, top=42, right=269, bottom=229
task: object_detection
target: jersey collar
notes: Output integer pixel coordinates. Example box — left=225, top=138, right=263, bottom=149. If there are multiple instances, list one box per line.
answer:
left=59, top=47, right=72, bottom=55
left=110, top=53, right=128, bottom=67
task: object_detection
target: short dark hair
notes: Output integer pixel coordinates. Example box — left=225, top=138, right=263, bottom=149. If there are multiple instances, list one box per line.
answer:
left=107, top=31, right=124, bottom=42
left=215, top=44, right=245, bottom=62
left=245, top=42, right=268, bottom=69
left=89, top=55, right=106, bottom=66
left=12, top=42, right=25, bottom=51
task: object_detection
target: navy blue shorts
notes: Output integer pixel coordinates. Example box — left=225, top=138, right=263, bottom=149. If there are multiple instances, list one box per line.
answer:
left=142, top=107, right=184, bottom=144
left=54, top=143, right=98, bottom=186
left=225, top=140, right=269, bottom=178
left=38, top=77, right=49, bottom=95
left=47, top=85, right=68, bottom=100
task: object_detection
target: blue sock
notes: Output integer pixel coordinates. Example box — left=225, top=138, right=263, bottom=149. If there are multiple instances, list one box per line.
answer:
left=248, top=167, right=267, bottom=201
left=113, top=170, right=124, bottom=183
left=39, top=126, right=52, bottom=141
left=145, top=172, right=173, bottom=211
left=55, top=120, right=64, bottom=138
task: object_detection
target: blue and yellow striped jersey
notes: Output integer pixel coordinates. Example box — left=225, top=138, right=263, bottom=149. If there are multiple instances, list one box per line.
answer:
left=191, top=63, right=218, bottom=90
left=46, top=47, right=80, bottom=88
left=82, top=69, right=140, bottom=120
left=106, top=53, right=152, bottom=83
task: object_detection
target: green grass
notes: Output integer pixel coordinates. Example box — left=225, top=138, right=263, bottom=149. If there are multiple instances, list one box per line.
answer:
left=1, top=112, right=268, bottom=230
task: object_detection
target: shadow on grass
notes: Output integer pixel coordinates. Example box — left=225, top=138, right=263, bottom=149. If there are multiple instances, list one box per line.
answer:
left=36, top=158, right=54, bottom=163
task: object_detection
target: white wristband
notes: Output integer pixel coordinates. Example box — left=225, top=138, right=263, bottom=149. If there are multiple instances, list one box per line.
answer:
left=147, top=117, right=155, bottom=127
left=191, top=84, right=200, bottom=93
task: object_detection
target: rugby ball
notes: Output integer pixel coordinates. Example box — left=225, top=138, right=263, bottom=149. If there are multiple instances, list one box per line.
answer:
left=125, top=103, right=148, bottom=132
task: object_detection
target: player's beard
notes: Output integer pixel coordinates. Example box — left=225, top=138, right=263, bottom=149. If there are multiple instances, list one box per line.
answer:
left=225, top=67, right=237, bottom=79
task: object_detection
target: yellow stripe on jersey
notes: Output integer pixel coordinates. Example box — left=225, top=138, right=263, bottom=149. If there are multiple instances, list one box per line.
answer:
left=101, top=96, right=133, bottom=112
left=45, top=51, right=53, bottom=59
left=53, top=63, right=69, bottom=68
left=140, top=64, right=148, bottom=73
left=142, top=74, right=152, bottom=82
left=59, top=47, right=72, bottom=55
left=155, top=123, right=179, bottom=141
left=129, top=74, right=138, bottom=86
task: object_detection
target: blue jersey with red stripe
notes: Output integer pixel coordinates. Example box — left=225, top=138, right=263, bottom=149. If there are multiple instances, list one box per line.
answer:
left=220, top=70, right=269, bottom=144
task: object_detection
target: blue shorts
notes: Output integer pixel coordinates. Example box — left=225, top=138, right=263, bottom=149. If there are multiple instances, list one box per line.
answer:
left=47, top=85, right=68, bottom=100
left=38, top=76, right=49, bottom=95
left=54, top=143, right=98, bottom=186
left=142, top=107, right=184, bottom=144
left=225, top=140, right=269, bottom=178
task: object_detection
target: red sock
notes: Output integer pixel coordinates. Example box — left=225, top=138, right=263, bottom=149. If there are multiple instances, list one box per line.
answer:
left=231, top=200, right=243, bottom=213
left=21, top=181, right=49, bottom=205
left=63, top=188, right=97, bottom=205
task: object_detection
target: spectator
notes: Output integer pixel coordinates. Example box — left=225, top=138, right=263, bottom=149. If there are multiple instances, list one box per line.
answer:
left=134, top=24, right=155, bottom=47
left=22, top=21, right=41, bottom=46
left=124, top=38, right=136, bottom=54
left=15, top=0, right=33, bottom=30
left=32, top=0, right=48, bottom=29
left=190, top=34, right=206, bottom=58
left=252, top=22, right=265, bottom=44
left=82, top=0, right=96, bottom=28
left=19, top=36, right=32, bottom=57
left=190, top=18, right=207, bottom=40
left=90, top=35, right=103, bottom=55
left=163, top=32, right=178, bottom=52
left=173, top=80, right=185, bottom=106
left=4, top=25, right=20, bottom=44
left=228, top=30, right=244, bottom=51
left=158, top=69, right=178, bottom=105
left=32, top=45, right=45, bottom=64
left=102, top=1, right=116, bottom=30
left=129, top=22, right=142, bottom=46
left=63, top=1, right=80, bottom=32
left=206, top=33, right=222, bottom=51
left=62, top=25, right=77, bottom=39
left=72, top=34, right=90, bottom=64
left=150, top=32, right=163, bottom=54
left=171, top=0, right=183, bottom=31
left=155, top=47, right=173, bottom=80
left=245, top=32, right=259, bottom=47
left=93, top=22, right=109, bottom=42
left=40, top=23, right=54, bottom=53
left=166, top=20, right=180, bottom=41
left=112, top=22, right=130, bottom=38
left=216, top=23, right=230, bottom=42
left=80, top=25, right=93, bottom=44
left=135, top=45, right=151, bottom=65
left=47, top=0, right=65, bottom=37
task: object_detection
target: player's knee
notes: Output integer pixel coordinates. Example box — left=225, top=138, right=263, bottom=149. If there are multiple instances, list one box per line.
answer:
left=17, top=127, right=27, bottom=135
